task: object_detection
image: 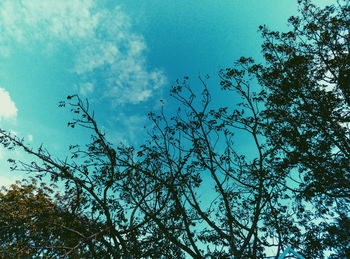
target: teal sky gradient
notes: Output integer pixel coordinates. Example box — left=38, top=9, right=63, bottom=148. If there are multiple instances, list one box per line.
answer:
left=0, top=0, right=326, bottom=185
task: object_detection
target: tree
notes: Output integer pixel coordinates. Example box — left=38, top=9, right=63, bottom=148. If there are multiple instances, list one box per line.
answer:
left=260, top=0, right=350, bottom=200
left=0, top=76, right=300, bottom=257
left=0, top=178, right=110, bottom=258
left=0, top=109, right=186, bottom=258
left=253, top=0, right=349, bottom=256
left=1, top=84, right=278, bottom=258
left=0, top=0, right=349, bottom=258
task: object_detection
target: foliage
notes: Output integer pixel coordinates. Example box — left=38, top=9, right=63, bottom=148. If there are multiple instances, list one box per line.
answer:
left=257, top=0, right=350, bottom=256
left=0, top=178, right=108, bottom=258
left=260, top=0, right=350, bottom=200
left=0, top=0, right=349, bottom=258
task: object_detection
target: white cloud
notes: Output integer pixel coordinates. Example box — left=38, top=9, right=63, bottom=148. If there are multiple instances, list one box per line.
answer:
left=79, top=82, right=94, bottom=96
left=0, top=0, right=98, bottom=44
left=0, top=0, right=166, bottom=105
left=0, top=88, right=18, bottom=120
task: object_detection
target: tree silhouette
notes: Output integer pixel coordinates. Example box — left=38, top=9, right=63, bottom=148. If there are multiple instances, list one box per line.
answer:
left=0, top=0, right=349, bottom=258
left=257, top=0, right=350, bottom=256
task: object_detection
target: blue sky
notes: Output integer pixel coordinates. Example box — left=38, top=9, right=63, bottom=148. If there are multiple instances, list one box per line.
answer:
left=0, top=0, right=306, bottom=185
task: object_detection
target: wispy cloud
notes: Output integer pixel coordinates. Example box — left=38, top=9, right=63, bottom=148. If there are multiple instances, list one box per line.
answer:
left=0, top=88, right=18, bottom=120
left=107, top=112, right=149, bottom=144
left=0, top=0, right=166, bottom=104
left=78, top=82, right=94, bottom=96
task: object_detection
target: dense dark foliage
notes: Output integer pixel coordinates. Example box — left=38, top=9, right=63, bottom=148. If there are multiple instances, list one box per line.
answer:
left=259, top=0, right=350, bottom=256
left=260, top=0, right=350, bottom=201
left=0, top=178, right=108, bottom=257
left=0, top=0, right=348, bottom=258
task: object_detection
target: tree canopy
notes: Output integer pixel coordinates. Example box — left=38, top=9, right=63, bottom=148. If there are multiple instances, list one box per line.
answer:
left=0, top=178, right=110, bottom=258
left=0, top=0, right=349, bottom=258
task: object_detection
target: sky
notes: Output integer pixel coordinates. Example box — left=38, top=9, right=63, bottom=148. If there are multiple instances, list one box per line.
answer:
left=0, top=0, right=309, bottom=186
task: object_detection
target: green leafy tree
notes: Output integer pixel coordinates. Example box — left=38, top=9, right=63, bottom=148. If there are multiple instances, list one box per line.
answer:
left=0, top=178, right=109, bottom=258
